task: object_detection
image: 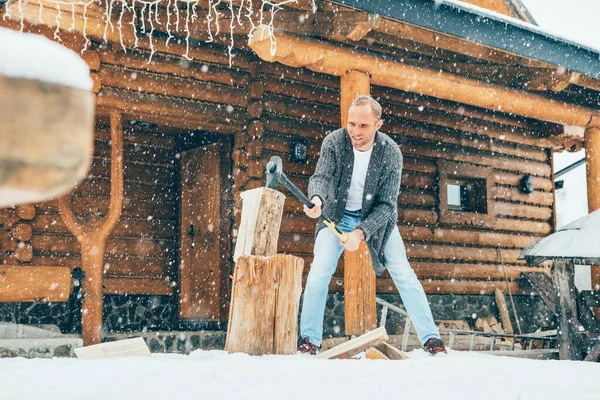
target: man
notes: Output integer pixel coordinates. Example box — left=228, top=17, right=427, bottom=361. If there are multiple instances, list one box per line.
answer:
left=297, top=95, right=447, bottom=356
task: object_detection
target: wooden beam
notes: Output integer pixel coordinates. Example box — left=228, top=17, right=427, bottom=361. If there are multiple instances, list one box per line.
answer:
left=585, top=126, right=600, bottom=212
left=553, top=259, right=584, bottom=360
left=340, top=70, right=377, bottom=337
left=249, top=26, right=600, bottom=127
left=494, top=288, right=514, bottom=334
left=0, top=266, right=72, bottom=302
left=58, top=112, right=124, bottom=346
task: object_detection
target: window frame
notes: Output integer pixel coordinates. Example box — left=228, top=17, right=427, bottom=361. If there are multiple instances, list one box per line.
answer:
left=438, top=160, right=495, bottom=227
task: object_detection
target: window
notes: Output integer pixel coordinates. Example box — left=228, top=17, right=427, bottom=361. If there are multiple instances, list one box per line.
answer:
left=438, top=160, right=494, bottom=227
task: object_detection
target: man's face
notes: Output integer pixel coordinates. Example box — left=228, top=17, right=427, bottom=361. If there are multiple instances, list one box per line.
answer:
left=347, top=104, right=383, bottom=151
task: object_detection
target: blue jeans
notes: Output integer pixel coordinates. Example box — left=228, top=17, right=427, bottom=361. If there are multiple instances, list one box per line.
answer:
left=300, top=210, right=440, bottom=346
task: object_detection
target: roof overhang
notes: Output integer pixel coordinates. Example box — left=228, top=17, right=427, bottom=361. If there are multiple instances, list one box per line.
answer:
left=333, top=0, right=600, bottom=79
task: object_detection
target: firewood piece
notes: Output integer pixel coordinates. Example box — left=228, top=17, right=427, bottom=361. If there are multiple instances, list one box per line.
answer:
left=317, top=327, right=388, bottom=360
left=495, top=288, right=514, bottom=334
left=321, top=337, right=349, bottom=351
left=365, top=347, right=389, bottom=360
left=233, top=188, right=285, bottom=261
left=376, top=342, right=410, bottom=360
left=226, top=255, right=304, bottom=356
left=74, top=337, right=151, bottom=359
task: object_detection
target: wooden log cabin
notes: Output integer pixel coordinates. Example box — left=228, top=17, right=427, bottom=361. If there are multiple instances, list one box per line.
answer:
left=1, top=0, right=599, bottom=346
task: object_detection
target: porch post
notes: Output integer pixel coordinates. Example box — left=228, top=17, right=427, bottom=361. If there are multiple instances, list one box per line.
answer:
left=585, top=126, right=600, bottom=292
left=340, top=70, right=377, bottom=336
left=59, top=112, right=124, bottom=345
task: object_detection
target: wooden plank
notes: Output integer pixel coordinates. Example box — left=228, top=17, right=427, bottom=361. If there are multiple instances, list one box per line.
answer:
left=522, top=272, right=556, bottom=313
left=74, top=337, right=151, bottom=359
left=553, top=259, right=584, bottom=360
left=317, top=327, right=388, bottom=360
left=0, top=266, right=72, bottom=302
left=495, top=289, right=514, bottom=334
left=584, top=342, right=600, bottom=362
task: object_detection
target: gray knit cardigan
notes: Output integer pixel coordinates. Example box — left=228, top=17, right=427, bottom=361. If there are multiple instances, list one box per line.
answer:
left=308, top=128, right=403, bottom=275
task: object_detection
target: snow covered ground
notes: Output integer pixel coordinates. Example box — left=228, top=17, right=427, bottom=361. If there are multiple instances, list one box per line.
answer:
left=0, top=349, right=599, bottom=400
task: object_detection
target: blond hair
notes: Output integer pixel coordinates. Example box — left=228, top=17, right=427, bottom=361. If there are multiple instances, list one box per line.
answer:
left=349, top=95, right=382, bottom=120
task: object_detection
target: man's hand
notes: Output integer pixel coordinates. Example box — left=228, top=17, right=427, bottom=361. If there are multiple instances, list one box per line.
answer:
left=342, top=229, right=364, bottom=252
left=303, top=196, right=322, bottom=219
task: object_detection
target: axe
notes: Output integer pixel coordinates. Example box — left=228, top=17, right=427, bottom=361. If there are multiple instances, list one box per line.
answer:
left=265, top=156, right=349, bottom=243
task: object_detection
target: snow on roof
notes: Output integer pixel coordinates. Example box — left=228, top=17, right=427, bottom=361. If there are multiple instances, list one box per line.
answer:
left=439, top=0, right=600, bottom=54
left=520, top=209, right=600, bottom=261
left=0, top=27, right=92, bottom=91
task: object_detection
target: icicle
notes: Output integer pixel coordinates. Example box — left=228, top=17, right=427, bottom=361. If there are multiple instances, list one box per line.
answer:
left=104, top=0, right=115, bottom=43
left=54, top=3, right=61, bottom=40
left=175, top=0, right=180, bottom=33
left=147, top=2, right=156, bottom=62
left=130, top=0, right=139, bottom=48
left=117, top=0, right=127, bottom=51
left=140, top=2, right=146, bottom=32
left=38, top=1, right=44, bottom=24
left=227, top=0, right=234, bottom=67
left=205, top=0, right=214, bottom=42
left=82, top=2, right=90, bottom=51
left=18, top=0, right=24, bottom=32
left=69, top=3, right=75, bottom=31
left=183, top=0, right=192, bottom=59
left=165, top=0, right=173, bottom=45
left=2, top=0, right=11, bottom=21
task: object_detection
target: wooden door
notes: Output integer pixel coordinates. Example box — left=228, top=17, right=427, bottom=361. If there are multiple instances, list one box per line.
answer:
left=179, top=143, right=222, bottom=320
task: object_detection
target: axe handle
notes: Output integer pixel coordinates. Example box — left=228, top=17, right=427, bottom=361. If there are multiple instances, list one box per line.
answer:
left=278, top=173, right=349, bottom=243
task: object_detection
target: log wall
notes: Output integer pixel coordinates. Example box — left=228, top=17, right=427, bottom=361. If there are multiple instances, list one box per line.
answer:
left=252, top=62, right=554, bottom=295
left=0, top=35, right=554, bottom=298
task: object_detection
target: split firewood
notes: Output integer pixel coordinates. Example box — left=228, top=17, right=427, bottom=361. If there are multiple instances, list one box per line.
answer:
left=376, top=342, right=410, bottom=360
left=365, top=347, right=389, bottom=360
left=317, top=326, right=388, bottom=359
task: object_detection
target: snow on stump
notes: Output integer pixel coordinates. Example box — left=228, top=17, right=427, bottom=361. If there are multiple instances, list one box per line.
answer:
left=0, top=27, right=94, bottom=207
left=226, top=254, right=304, bottom=355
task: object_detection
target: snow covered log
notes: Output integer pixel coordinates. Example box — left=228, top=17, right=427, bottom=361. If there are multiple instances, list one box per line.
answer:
left=226, top=254, right=304, bottom=356
left=0, top=27, right=93, bottom=207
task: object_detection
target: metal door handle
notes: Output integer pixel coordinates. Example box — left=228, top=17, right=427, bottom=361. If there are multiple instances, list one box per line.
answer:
left=188, top=224, right=195, bottom=248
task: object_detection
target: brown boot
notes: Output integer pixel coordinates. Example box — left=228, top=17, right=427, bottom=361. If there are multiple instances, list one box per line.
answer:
left=297, top=336, right=319, bottom=355
left=424, top=338, right=447, bottom=356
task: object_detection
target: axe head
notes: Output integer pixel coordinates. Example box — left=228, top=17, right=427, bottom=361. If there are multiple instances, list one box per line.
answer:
left=265, top=156, right=283, bottom=189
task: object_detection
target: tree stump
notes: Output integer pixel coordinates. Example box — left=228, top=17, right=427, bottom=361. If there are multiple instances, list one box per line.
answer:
left=226, top=254, right=304, bottom=355
left=233, top=187, right=285, bottom=261
left=0, top=75, right=93, bottom=207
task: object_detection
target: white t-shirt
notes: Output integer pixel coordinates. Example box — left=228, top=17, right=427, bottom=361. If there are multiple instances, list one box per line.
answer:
left=345, top=146, right=373, bottom=211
